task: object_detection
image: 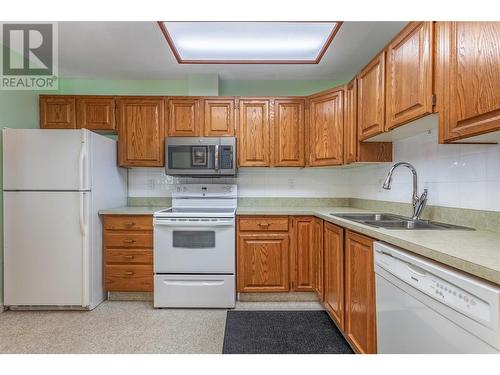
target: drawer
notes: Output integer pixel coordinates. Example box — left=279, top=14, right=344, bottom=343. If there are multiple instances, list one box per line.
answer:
left=154, top=274, right=235, bottom=308
left=105, top=249, right=152, bottom=265
left=105, top=265, right=153, bottom=292
left=104, top=232, right=152, bottom=248
left=238, top=216, right=289, bottom=232
left=103, top=215, right=152, bottom=231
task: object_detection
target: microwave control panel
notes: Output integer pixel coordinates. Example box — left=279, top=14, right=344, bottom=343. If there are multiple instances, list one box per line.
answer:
left=220, top=146, right=233, bottom=169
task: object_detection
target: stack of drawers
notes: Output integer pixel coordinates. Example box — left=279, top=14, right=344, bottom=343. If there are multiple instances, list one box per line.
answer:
left=103, top=215, right=153, bottom=292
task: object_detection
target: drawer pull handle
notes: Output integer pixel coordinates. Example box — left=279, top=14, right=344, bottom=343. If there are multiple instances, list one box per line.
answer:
left=123, top=239, right=136, bottom=244
left=123, top=255, right=135, bottom=259
left=123, top=271, right=134, bottom=276
left=125, top=222, right=136, bottom=227
left=258, top=223, right=270, bottom=228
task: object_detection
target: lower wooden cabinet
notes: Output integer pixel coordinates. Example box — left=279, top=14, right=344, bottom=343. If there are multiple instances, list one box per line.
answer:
left=344, top=230, right=377, bottom=354
left=103, top=214, right=153, bottom=292
left=237, top=232, right=290, bottom=292
left=323, top=222, right=345, bottom=330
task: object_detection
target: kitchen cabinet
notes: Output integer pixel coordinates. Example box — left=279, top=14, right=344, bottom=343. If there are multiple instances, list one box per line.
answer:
left=323, top=222, right=345, bottom=330
left=204, top=98, right=235, bottom=136
left=312, top=218, right=324, bottom=298
left=291, top=216, right=317, bottom=292
left=167, top=97, right=202, bottom=136
left=273, top=98, right=306, bottom=166
left=357, top=52, right=385, bottom=141
left=436, top=22, right=500, bottom=143
left=386, top=22, right=434, bottom=130
left=39, top=95, right=76, bottom=129
left=116, top=97, right=165, bottom=167
left=76, top=96, right=116, bottom=131
left=237, top=216, right=290, bottom=292
left=237, top=98, right=271, bottom=167
left=103, top=215, right=153, bottom=292
left=308, top=88, right=344, bottom=166
left=345, top=230, right=377, bottom=354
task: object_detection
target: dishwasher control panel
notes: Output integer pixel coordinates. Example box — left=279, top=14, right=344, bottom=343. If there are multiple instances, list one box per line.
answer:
left=375, top=245, right=493, bottom=323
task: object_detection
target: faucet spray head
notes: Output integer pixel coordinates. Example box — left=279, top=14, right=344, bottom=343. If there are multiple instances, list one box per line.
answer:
left=382, top=174, right=392, bottom=190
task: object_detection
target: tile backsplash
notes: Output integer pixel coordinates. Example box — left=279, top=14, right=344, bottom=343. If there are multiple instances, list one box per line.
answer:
left=128, top=128, right=500, bottom=212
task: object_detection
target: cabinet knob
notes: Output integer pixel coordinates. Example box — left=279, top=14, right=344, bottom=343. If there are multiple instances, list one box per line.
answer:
left=123, top=271, right=134, bottom=276
left=123, top=255, right=134, bottom=259
left=123, top=239, right=136, bottom=244
left=258, top=222, right=270, bottom=228
left=125, top=222, right=136, bottom=227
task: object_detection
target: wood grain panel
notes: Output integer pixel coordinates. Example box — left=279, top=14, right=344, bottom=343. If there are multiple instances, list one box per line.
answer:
left=345, top=230, right=377, bottom=354
left=344, top=79, right=357, bottom=164
left=204, top=98, right=235, bottom=136
left=116, top=97, right=165, bottom=167
left=291, top=217, right=316, bottom=291
left=237, top=98, right=271, bottom=166
left=167, top=98, right=201, bottom=136
left=386, top=22, right=433, bottom=130
left=308, top=88, right=344, bottom=166
left=237, top=233, right=290, bottom=292
left=76, top=96, right=115, bottom=130
left=40, top=95, right=76, bottom=129
left=104, top=232, right=153, bottom=248
left=238, top=216, right=289, bottom=232
left=357, top=52, right=385, bottom=140
left=357, top=142, right=393, bottom=163
left=273, top=98, right=305, bottom=166
left=104, top=265, right=153, bottom=292
left=103, top=215, right=153, bottom=231
left=323, top=222, right=345, bottom=330
left=437, top=22, right=500, bottom=142
left=313, top=218, right=324, bottom=300
left=105, top=249, right=153, bottom=265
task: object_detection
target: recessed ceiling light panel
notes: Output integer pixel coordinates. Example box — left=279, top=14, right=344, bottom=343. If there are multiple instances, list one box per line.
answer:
left=158, top=22, right=342, bottom=64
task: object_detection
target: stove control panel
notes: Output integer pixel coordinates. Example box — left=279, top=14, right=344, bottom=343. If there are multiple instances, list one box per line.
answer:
left=173, top=184, right=237, bottom=198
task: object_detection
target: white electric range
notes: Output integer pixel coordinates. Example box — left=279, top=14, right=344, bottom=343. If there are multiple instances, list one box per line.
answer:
left=153, top=184, right=237, bottom=308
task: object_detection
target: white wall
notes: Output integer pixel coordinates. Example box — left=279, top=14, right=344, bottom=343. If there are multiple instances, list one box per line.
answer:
left=128, top=128, right=500, bottom=212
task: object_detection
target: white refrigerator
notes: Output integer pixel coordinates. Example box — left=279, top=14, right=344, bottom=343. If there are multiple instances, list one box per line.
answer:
left=3, top=129, right=127, bottom=309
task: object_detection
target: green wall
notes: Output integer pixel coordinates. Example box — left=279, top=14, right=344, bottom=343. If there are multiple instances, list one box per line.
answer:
left=0, top=77, right=341, bottom=306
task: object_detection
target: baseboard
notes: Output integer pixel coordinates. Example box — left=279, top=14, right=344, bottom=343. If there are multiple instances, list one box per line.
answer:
left=107, top=292, right=153, bottom=301
left=238, top=292, right=319, bottom=302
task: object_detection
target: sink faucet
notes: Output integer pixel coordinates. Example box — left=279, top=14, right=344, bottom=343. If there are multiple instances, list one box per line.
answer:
left=382, top=162, right=428, bottom=221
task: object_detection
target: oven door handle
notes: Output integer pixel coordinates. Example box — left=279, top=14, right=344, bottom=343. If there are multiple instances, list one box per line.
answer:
left=154, top=219, right=235, bottom=227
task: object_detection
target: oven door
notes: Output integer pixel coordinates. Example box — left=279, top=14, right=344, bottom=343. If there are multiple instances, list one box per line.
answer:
left=153, top=217, right=235, bottom=274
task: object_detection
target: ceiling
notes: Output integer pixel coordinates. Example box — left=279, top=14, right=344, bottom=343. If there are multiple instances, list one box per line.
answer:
left=58, top=21, right=407, bottom=81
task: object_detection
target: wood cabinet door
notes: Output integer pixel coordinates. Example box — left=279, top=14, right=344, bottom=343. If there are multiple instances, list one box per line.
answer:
left=167, top=98, right=201, bottom=136
left=40, top=95, right=76, bottom=129
left=386, top=22, right=433, bottom=130
left=344, top=79, right=357, bottom=164
left=237, top=233, right=290, bottom=292
left=345, top=230, right=377, bottom=354
left=357, top=52, right=385, bottom=140
left=273, top=98, right=305, bottom=166
left=117, top=97, right=165, bottom=167
left=76, top=96, right=115, bottom=130
left=312, top=218, right=324, bottom=300
left=308, top=89, right=344, bottom=166
left=204, top=98, right=235, bottom=136
left=291, top=217, right=316, bottom=292
left=436, top=22, right=500, bottom=143
left=237, top=98, right=271, bottom=167
left=324, top=222, right=345, bottom=329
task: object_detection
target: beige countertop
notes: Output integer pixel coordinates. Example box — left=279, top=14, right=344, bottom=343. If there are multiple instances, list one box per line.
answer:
left=98, top=205, right=500, bottom=285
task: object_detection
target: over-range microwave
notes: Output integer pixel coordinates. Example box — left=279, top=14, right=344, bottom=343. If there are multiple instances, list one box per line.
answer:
left=165, top=137, right=237, bottom=176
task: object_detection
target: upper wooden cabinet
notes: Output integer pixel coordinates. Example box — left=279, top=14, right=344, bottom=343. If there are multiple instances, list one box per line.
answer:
left=273, top=98, right=306, bottom=166
left=345, top=230, right=377, bottom=354
left=357, top=52, right=385, bottom=140
left=167, top=98, right=201, bottom=136
left=203, top=98, right=235, bottom=136
left=323, top=222, right=345, bottom=330
left=117, top=97, right=165, bottom=167
left=343, top=79, right=357, bottom=164
left=436, top=22, right=500, bottom=143
left=386, top=22, right=434, bottom=130
left=76, top=96, right=115, bottom=131
left=237, top=98, right=271, bottom=167
left=40, top=95, right=76, bottom=129
left=308, top=88, right=344, bottom=166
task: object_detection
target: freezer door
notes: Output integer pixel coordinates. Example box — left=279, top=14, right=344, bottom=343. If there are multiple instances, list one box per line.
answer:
left=3, top=191, right=90, bottom=307
left=2, top=129, right=90, bottom=191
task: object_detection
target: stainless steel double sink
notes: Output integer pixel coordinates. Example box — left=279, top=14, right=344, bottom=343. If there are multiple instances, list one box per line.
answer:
left=331, top=213, right=474, bottom=230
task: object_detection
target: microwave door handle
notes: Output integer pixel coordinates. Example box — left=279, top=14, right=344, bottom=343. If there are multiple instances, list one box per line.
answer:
left=214, top=144, right=220, bottom=171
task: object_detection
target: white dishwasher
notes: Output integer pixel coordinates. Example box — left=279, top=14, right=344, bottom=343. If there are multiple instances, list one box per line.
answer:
left=374, top=242, right=500, bottom=354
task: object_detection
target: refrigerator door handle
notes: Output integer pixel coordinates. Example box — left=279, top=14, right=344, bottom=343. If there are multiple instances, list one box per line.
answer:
left=80, top=192, right=89, bottom=307
left=79, top=133, right=87, bottom=190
